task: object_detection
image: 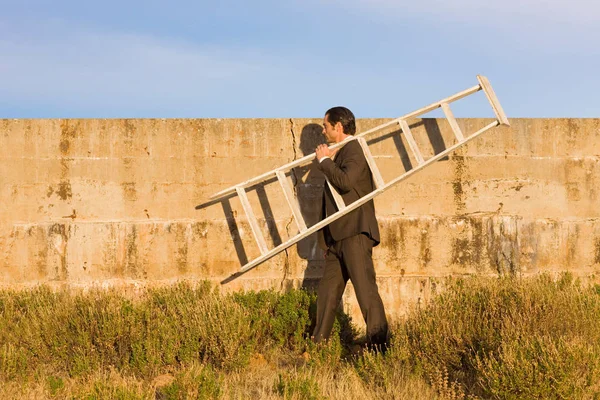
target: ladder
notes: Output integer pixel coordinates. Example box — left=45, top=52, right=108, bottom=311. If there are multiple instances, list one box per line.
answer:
left=200, top=75, right=509, bottom=284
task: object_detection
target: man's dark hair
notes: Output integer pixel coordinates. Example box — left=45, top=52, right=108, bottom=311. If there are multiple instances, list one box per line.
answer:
left=326, top=106, right=356, bottom=135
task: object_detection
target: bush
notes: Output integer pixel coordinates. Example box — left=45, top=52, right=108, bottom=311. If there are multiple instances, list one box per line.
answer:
left=476, top=336, right=600, bottom=399
left=382, top=273, right=600, bottom=398
left=0, top=283, right=336, bottom=380
left=4, top=274, right=599, bottom=398
left=232, top=288, right=315, bottom=351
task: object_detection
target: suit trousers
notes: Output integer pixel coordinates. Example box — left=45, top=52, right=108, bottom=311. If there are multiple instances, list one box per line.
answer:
left=312, top=233, right=388, bottom=346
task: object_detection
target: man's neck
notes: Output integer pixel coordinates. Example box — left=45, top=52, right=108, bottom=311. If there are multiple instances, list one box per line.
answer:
left=334, top=133, right=350, bottom=144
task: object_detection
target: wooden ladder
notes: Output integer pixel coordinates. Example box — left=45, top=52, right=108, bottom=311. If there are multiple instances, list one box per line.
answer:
left=201, top=75, right=509, bottom=284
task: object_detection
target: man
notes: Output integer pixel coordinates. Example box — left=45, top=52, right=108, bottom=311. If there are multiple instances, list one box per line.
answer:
left=312, top=106, right=388, bottom=350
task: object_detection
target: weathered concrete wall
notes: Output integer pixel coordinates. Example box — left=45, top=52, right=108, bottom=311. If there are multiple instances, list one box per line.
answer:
left=2, top=118, right=600, bottom=324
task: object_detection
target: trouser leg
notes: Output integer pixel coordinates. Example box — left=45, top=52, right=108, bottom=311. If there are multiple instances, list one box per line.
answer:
left=312, top=247, right=347, bottom=343
left=339, top=234, right=388, bottom=346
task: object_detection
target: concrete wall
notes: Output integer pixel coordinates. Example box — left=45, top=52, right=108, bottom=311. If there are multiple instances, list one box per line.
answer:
left=2, top=118, right=600, bottom=323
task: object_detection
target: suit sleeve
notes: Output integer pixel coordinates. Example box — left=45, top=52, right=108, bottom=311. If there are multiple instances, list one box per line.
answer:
left=318, top=141, right=366, bottom=194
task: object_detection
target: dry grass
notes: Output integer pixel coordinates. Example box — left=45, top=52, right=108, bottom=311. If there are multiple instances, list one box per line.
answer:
left=1, top=273, right=599, bottom=399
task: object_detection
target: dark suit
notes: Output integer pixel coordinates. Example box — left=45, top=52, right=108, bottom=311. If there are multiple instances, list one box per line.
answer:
left=313, top=139, right=388, bottom=347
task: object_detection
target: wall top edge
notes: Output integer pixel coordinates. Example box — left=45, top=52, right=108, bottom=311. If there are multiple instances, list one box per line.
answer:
left=1, top=117, right=599, bottom=122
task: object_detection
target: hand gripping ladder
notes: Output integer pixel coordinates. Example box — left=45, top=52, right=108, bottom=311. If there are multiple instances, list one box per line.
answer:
left=202, top=75, right=509, bottom=284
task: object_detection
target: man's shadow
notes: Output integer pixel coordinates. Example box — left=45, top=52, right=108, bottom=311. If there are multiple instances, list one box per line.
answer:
left=291, top=123, right=327, bottom=290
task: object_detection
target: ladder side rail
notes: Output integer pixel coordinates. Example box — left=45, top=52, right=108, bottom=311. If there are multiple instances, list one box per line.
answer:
left=477, top=75, right=510, bottom=126
left=325, top=179, right=346, bottom=211
left=210, top=137, right=352, bottom=200
left=350, top=84, right=482, bottom=143
left=235, top=187, right=269, bottom=255
left=208, top=84, right=483, bottom=200
left=441, top=102, right=465, bottom=142
left=212, top=170, right=278, bottom=200
left=398, top=119, right=425, bottom=165
left=276, top=170, right=307, bottom=232
left=223, top=120, right=500, bottom=281
left=357, top=137, right=385, bottom=189
left=389, top=84, right=481, bottom=128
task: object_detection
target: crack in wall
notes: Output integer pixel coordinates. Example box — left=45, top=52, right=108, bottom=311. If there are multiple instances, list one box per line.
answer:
left=289, top=118, right=298, bottom=162
left=280, top=216, right=295, bottom=291
left=288, top=118, right=301, bottom=194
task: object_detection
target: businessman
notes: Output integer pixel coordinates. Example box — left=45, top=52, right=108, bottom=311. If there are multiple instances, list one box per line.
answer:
left=312, top=106, right=388, bottom=350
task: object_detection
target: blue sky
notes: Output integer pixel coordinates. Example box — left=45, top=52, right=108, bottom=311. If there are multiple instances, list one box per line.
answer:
left=1, top=0, right=599, bottom=118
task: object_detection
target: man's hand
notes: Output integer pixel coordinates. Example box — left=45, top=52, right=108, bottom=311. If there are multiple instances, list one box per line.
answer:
left=315, top=144, right=332, bottom=160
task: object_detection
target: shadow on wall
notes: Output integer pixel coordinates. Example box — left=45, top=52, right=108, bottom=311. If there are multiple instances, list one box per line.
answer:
left=194, top=174, right=281, bottom=272
left=197, top=119, right=447, bottom=287
left=294, top=123, right=327, bottom=290
left=195, top=123, right=327, bottom=286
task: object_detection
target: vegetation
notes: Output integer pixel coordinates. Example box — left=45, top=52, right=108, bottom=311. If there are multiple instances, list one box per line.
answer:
left=1, top=273, right=599, bottom=399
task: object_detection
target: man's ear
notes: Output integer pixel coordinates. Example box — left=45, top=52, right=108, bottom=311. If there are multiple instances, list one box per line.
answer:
left=335, top=122, right=344, bottom=134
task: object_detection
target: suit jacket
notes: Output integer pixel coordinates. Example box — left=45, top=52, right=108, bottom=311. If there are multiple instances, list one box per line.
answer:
left=317, top=139, right=380, bottom=249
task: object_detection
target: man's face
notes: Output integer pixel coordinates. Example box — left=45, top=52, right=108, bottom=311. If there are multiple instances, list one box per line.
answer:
left=322, top=114, right=338, bottom=144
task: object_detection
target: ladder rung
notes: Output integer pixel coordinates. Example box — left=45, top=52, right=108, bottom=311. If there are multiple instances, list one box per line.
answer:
left=276, top=170, right=307, bottom=232
left=398, top=119, right=425, bottom=165
left=235, top=186, right=269, bottom=255
left=441, top=102, right=465, bottom=142
left=477, top=75, right=510, bottom=126
left=357, top=137, right=385, bottom=189
left=325, top=179, right=346, bottom=211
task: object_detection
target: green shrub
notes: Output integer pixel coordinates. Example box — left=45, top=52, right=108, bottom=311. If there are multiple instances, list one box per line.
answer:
left=383, top=273, right=600, bottom=398
left=0, top=283, right=256, bottom=378
left=233, top=288, right=316, bottom=351
left=0, top=283, right=344, bottom=380
left=476, top=336, right=600, bottom=399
